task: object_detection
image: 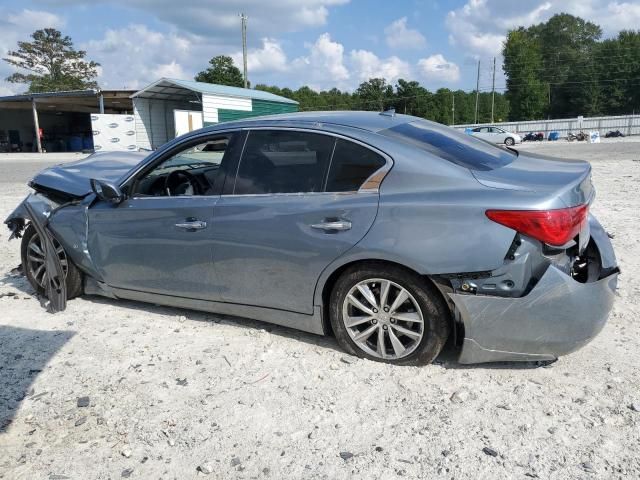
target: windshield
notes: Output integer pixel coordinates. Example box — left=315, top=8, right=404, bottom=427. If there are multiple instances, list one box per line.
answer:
left=381, top=120, right=516, bottom=171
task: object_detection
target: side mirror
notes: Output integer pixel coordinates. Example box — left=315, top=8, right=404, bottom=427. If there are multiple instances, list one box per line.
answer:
left=90, top=178, right=125, bottom=204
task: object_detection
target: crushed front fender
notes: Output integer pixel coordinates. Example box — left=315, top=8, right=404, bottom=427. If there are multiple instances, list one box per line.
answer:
left=5, top=192, right=102, bottom=300
left=5, top=193, right=58, bottom=239
left=23, top=201, right=67, bottom=312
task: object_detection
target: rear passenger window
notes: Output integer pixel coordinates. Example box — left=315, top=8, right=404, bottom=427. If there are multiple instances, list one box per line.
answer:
left=326, top=139, right=386, bottom=192
left=234, top=130, right=335, bottom=194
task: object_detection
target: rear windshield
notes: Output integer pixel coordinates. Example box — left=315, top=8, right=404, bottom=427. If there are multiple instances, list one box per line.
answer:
left=381, top=120, right=516, bottom=171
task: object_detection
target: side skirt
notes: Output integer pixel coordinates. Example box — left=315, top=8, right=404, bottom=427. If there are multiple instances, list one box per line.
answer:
left=85, top=278, right=325, bottom=335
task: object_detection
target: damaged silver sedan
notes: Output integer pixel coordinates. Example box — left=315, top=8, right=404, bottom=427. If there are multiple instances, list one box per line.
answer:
left=5, top=112, right=618, bottom=365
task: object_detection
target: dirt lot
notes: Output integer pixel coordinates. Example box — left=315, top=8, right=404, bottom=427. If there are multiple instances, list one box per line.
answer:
left=1, top=140, right=639, bottom=479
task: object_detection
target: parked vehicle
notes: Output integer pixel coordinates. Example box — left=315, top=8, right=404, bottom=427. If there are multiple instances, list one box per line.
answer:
left=605, top=130, right=625, bottom=138
left=5, top=112, right=618, bottom=365
left=470, top=126, right=521, bottom=146
left=568, top=131, right=589, bottom=142
left=523, top=132, right=544, bottom=142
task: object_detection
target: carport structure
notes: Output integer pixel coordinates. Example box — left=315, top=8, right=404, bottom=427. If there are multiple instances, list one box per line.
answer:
left=0, top=89, right=134, bottom=153
left=131, top=78, right=298, bottom=150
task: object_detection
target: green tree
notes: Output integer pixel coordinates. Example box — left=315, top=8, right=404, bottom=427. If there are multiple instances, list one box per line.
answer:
left=535, top=14, right=602, bottom=117
left=195, top=55, right=245, bottom=87
left=597, top=31, right=640, bottom=115
left=3, top=28, right=99, bottom=93
left=354, top=78, right=394, bottom=111
left=253, top=80, right=511, bottom=124
left=394, top=79, right=432, bottom=117
left=502, top=28, right=547, bottom=120
left=501, top=14, right=622, bottom=119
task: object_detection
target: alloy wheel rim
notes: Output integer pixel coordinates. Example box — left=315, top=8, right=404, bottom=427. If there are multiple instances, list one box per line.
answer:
left=342, top=278, right=425, bottom=360
left=26, top=232, right=68, bottom=288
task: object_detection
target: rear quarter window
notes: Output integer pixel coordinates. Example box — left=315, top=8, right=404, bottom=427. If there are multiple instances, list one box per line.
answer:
left=381, top=121, right=516, bottom=171
left=326, top=139, right=386, bottom=192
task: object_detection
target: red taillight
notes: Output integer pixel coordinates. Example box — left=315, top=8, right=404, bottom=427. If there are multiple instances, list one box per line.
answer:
left=486, top=205, right=589, bottom=246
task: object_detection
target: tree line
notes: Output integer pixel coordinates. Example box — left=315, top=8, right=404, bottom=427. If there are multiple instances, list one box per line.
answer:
left=503, top=13, right=640, bottom=120
left=254, top=79, right=509, bottom=125
left=1, top=29, right=509, bottom=125
left=4, top=13, right=639, bottom=124
left=194, top=55, right=509, bottom=124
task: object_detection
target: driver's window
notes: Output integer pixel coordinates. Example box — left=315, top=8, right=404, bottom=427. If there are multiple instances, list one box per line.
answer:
left=133, top=135, right=230, bottom=197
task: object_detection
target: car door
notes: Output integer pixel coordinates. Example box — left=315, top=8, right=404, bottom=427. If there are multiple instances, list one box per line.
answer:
left=210, top=128, right=390, bottom=315
left=472, top=127, right=490, bottom=142
left=87, top=131, right=243, bottom=300
left=490, top=127, right=507, bottom=143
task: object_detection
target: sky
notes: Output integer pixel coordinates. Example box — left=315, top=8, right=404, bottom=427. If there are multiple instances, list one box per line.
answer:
left=0, top=0, right=639, bottom=96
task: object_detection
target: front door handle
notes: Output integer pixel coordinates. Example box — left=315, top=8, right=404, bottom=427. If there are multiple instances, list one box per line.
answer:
left=175, top=220, right=207, bottom=230
left=311, top=220, right=352, bottom=232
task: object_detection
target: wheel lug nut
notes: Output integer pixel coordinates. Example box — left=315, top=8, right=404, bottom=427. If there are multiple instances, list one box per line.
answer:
left=382, top=325, right=388, bottom=330
left=390, top=318, right=396, bottom=324
left=371, top=319, right=377, bottom=324
left=372, top=308, right=378, bottom=313
left=384, top=307, right=389, bottom=312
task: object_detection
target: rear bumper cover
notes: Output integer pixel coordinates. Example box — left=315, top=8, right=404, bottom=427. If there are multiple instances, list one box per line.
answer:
left=451, top=215, right=618, bottom=364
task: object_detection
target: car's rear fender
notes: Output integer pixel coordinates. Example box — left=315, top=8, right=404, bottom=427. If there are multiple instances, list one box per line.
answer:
left=450, top=214, right=618, bottom=363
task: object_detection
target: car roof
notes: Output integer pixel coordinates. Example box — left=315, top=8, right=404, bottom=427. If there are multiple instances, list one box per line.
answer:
left=200, top=111, right=423, bottom=133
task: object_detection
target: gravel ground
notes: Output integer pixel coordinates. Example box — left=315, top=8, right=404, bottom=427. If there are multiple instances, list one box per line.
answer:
left=1, top=140, right=639, bottom=479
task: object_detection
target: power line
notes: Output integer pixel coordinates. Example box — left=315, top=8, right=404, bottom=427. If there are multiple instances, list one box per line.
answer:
left=488, top=45, right=640, bottom=63
left=487, top=76, right=640, bottom=91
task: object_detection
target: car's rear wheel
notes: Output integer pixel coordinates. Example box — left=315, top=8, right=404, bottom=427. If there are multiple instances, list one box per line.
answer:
left=21, top=223, right=83, bottom=299
left=505, top=137, right=515, bottom=146
left=329, top=263, right=450, bottom=365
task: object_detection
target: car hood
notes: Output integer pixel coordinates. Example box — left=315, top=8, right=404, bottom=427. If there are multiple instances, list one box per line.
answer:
left=30, top=151, right=148, bottom=197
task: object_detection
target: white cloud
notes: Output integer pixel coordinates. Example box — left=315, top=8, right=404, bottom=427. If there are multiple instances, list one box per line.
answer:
left=350, top=50, right=411, bottom=84
left=29, top=0, right=350, bottom=39
left=232, top=38, right=289, bottom=73
left=446, top=0, right=640, bottom=57
left=83, top=24, right=196, bottom=89
left=384, top=17, right=427, bottom=49
left=301, top=33, right=350, bottom=83
left=0, top=8, right=66, bottom=95
left=417, top=54, right=461, bottom=83
left=600, top=2, right=640, bottom=32
left=229, top=32, right=412, bottom=90
left=152, top=61, right=187, bottom=80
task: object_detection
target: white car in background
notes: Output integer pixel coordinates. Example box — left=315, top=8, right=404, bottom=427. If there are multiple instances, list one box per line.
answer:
left=470, top=126, right=521, bottom=146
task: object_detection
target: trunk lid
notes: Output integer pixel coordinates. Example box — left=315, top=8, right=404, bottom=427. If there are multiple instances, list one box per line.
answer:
left=472, top=151, right=594, bottom=208
left=30, top=151, right=147, bottom=197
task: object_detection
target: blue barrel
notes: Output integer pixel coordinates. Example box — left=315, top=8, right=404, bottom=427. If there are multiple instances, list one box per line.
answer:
left=82, top=136, right=94, bottom=150
left=68, top=135, right=83, bottom=151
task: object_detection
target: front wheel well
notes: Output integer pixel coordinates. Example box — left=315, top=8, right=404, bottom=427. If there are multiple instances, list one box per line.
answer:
left=319, top=259, right=457, bottom=340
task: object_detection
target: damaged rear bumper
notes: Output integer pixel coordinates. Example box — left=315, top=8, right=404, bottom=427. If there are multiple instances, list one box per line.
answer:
left=451, top=215, right=618, bottom=364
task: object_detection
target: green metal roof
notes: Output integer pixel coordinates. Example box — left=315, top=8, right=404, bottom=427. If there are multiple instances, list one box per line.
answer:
left=132, top=78, right=298, bottom=105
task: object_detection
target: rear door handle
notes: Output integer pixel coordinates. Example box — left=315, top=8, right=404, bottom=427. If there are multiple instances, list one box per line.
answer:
left=175, top=220, right=207, bottom=230
left=311, top=220, right=352, bottom=232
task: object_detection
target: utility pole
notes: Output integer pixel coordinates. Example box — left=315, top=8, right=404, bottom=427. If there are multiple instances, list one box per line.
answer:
left=474, top=59, right=480, bottom=124
left=240, top=13, right=248, bottom=88
left=490, top=56, right=496, bottom=123
left=451, top=92, right=455, bottom=126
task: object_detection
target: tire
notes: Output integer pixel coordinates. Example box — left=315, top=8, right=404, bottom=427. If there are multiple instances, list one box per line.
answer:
left=504, top=137, right=515, bottom=146
left=21, top=223, right=83, bottom=299
left=329, top=263, right=450, bottom=366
